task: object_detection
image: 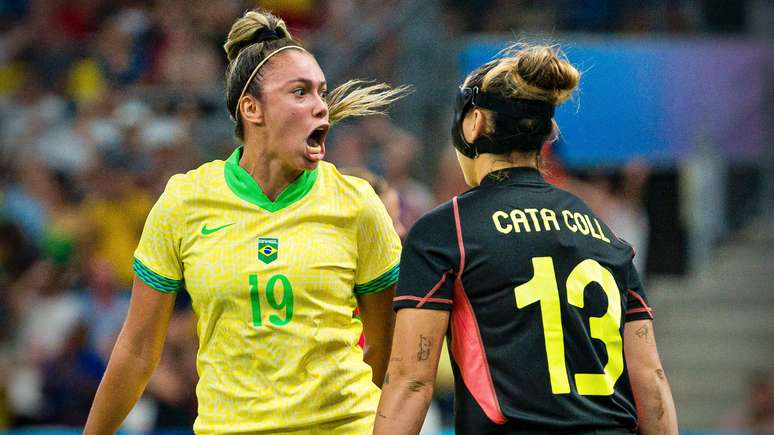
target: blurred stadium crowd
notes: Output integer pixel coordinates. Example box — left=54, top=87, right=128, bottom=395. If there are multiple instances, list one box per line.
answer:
left=0, top=0, right=771, bottom=432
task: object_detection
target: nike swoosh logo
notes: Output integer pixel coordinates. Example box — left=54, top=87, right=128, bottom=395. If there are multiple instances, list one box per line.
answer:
left=201, top=223, right=235, bottom=235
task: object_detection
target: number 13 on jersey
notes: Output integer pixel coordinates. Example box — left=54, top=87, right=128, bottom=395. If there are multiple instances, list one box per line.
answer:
left=515, top=257, right=623, bottom=396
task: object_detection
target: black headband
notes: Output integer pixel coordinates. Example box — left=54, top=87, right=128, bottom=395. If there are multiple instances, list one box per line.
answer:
left=451, top=86, right=556, bottom=158
left=469, top=87, right=555, bottom=120
left=252, top=27, right=281, bottom=44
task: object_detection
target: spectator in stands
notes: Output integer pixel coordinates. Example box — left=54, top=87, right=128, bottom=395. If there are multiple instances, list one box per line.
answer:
left=145, top=308, right=198, bottom=429
left=723, top=369, right=774, bottom=434
left=40, top=323, right=103, bottom=426
left=361, top=117, right=433, bottom=230
left=155, top=20, right=221, bottom=90
left=1, top=157, right=51, bottom=245
left=7, top=255, right=81, bottom=423
left=433, top=146, right=469, bottom=203
left=78, top=151, right=153, bottom=287
left=78, top=256, right=131, bottom=364
left=340, top=166, right=407, bottom=240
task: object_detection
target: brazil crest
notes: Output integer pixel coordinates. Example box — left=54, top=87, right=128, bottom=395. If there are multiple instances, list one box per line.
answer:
left=258, top=238, right=278, bottom=264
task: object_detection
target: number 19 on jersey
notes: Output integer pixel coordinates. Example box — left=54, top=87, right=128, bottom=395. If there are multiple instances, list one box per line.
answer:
left=249, top=273, right=294, bottom=327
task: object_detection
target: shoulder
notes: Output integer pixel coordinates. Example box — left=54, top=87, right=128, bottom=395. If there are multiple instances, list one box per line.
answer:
left=160, top=159, right=227, bottom=201
left=400, top=199, right=459, bottom=271
left=407, top=199, right=456, bottom=241
left=170, top=158, right=226, bottom=189
left=550, top=184, right=636, bottom=255
left=317, top=161, right=382, bottom=214
left=318, top=161, right=377, bottom=197
left=611, top=234, right=637, bottom=259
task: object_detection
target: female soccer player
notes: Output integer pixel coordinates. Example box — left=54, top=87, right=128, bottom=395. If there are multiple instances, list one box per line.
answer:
left=85, top=8, right=407, bottom=434
left=375, top=44, right=678, bottom=434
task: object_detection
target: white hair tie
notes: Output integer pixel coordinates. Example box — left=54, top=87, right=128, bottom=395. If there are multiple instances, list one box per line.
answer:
left=234, top=45, right=307, bottom=120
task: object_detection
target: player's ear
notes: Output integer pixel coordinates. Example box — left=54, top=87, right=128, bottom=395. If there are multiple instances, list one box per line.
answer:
left=239, top=95, right=264, bottom=126
left=463, top=108, right=487, bottom=143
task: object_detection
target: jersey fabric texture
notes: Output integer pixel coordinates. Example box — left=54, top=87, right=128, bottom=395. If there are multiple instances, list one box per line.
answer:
left=133, top=146, right=401, bottom=434
left=394, top=167, right=652, bottom=435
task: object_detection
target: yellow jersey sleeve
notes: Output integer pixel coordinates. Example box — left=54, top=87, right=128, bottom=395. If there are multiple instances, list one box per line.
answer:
left=353, top=185, right=402, bottom=295
left=132, top=175, right=186, bottom=293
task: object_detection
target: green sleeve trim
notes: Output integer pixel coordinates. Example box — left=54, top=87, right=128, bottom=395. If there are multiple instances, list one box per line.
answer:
left=354, top=263, right=400, bottom=295
left=133, top=257, right=183, bottom=294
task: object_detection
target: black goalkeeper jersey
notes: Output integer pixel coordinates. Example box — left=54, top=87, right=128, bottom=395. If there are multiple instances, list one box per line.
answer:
left=394, top=167, right=653, bottom=435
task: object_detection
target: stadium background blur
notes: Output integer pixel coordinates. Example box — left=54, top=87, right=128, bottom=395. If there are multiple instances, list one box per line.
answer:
left=0, top=0, right=772, bottom=433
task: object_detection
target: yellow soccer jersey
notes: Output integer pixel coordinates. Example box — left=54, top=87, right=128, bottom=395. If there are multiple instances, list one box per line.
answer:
left=133, top=146, right=401, bottom=434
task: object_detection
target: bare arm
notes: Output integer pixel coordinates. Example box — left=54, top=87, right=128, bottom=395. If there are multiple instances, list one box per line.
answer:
left=374, top=308, right=449, bottom=435
left=357, top=284, right=396, bottom=387
left=84, top=278, right=177, bottom=434
left=624, top=319, right=678, bottom=435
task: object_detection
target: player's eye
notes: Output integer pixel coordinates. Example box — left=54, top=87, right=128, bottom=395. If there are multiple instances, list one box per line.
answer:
left=319, top=89, right=328, bottom=99
left=292, top=88, right=305, bottom=96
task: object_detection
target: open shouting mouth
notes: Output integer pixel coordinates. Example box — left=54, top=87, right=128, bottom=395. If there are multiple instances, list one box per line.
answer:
left=305, top=124, right=329, bottom=162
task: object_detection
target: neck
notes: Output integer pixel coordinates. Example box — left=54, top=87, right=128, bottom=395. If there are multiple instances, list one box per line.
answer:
left=239, top=141, right=303, bottom=201
left=473, top=152, right=537, bottom=185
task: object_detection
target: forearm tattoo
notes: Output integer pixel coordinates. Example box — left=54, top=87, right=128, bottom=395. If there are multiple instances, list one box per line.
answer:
left=635, top=324, right=654, bottom=344
left=417, top=334, right=431, bottom=361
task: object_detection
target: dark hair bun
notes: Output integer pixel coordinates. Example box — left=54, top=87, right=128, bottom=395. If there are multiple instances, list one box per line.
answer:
left=224, top=9, right=291, bottom=63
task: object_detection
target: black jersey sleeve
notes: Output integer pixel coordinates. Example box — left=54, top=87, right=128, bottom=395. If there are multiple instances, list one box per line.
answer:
left=624, top=262, right=654, bottom=322
left=394, top=203, right=458, bottom=312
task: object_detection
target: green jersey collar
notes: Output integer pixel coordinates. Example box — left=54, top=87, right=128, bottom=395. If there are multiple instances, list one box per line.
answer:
left=224, top=146, right=318, bottom=212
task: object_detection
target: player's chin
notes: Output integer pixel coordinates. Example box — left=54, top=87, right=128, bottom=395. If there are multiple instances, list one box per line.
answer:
left=300, top=145, right=325, bottom=169
left=300, top=155, right=322, bottom=170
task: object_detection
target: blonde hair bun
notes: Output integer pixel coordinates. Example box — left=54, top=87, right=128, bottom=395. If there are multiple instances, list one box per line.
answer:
left=481, top=43, right=580, bottom=106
